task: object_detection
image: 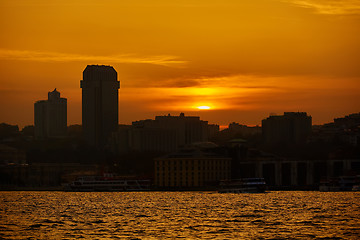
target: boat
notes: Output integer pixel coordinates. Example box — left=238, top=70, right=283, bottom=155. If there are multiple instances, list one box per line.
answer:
left=66, top=173, right=151, bottom=192
left=218, top=178, right=266, bottom=193
left=319, top=175, right=358, bottom=192
left=319, top=177, right=341, bottom=192
left=352, top=175, right=360, bottom=191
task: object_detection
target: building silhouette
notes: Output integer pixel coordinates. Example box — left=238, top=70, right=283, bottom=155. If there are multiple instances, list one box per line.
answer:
left=309, top=112, right=360, bottom=147
left=80, top=65, right=120, bottom=147
left=111, top=113, right=210, bottom=153
left=334, top=113, right=360, bottom=129
left=207, top=124, right=220, bottom=139
left=34, top=89, right=67, bottom=139
left=228, top=122, right=261, bottom=137
left=154, top=143, right=231, bottom=188
left=262, top=112, right=312, bottom=145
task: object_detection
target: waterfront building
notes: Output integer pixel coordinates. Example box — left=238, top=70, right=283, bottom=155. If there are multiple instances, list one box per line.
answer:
left=0, top=144, right=26, bottom=165
left=262, top=112, right=312, bottom=145
left=154, top=142, right=231, bottom=188
left=80, top=65, right=120, bottom=147
left=0, top=162, right=97, bottom=189
left=34, top=89, right=67, bottom=139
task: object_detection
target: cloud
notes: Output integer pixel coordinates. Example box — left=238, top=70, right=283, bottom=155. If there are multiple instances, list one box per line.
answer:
left=285, top=0, right=360, bottom=15
left=126, top=73, right=281, bottom=89
left=0, top=49, right=187, bottom=67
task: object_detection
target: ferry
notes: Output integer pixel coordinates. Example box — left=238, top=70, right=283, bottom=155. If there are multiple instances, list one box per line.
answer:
left=66, top=174, right=151, bottom=192
left=352, top=175, right=360, bottom=191
left=319, top=177, right=341, bottom=192
left=319, top=175, right=359, bottom=192
left=218, top=178, right=266, bottom=193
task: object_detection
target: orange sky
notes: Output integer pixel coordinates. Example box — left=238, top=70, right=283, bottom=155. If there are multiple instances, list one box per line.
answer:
left=1, top=0, right=360, bottom=128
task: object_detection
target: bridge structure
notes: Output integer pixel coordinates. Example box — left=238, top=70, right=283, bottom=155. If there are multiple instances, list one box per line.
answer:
left=236, top=158, right=360, bottom=188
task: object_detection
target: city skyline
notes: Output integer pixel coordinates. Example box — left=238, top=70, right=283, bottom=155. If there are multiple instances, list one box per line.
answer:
left=3, top=86, right=360, bottom=130
left=1, top=0, right=360, bottom=128
left=1, top=2, right=360, bottom=237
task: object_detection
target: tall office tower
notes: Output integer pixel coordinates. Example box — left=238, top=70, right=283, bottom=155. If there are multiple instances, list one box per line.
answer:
left=80, top=65, right=120, bottom=148
left=34, top=89, right=67, bottom=139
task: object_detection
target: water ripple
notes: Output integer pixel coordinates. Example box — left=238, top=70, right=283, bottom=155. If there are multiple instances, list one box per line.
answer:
left=0, top=191, right=359, bottom=239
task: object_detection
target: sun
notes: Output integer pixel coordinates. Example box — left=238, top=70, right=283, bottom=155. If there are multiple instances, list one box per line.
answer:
left=197, top=106, right=211, bottom=110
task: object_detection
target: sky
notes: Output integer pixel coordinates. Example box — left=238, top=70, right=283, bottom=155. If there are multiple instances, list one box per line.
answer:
left=0, top=0, right=360, bottom=128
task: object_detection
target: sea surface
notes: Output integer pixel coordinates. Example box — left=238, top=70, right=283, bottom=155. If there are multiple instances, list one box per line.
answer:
left=0, top=191, right=359, bottom=239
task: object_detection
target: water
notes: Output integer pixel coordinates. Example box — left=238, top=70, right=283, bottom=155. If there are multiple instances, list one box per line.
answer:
left=0, top=191, right=359, bottom=239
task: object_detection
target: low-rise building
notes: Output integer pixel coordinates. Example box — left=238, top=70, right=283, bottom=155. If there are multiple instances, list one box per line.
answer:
left=0, top=144, right=26, bottom=165
left=110, top=113, right=210, bottom=153
left=228, top=122, right=261, bottom=136
left=154, top=142, right=231, bottom=188
left=262, top=112, right=312, bottom=145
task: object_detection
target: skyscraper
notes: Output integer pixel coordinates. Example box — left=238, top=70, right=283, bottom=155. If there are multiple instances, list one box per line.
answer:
left=34, top=89, right=67, bottom=139
left=80, top=65, right=120, bottom=148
